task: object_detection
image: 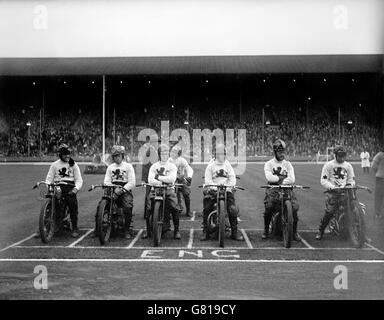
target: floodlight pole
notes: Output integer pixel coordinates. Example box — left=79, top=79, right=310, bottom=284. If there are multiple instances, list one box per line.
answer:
left=39, top=108, right=42, bottom=158
left=172, top=89, right=176, bottom=127
left=338, top=106, right=341, bottom=143
left=102, top=75, right=106, bottom=159
left=113, top=107, right=116, bottom=145
left=261, top=107, right=265, bottom=155
left=26, top=122, right=31, bottom=157
left=239, top=84, right=242, bottom=123
left=28, top=126, right=30, bottom=157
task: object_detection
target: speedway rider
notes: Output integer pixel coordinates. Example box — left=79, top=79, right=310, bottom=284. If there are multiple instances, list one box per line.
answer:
left=262, top=139, right=300, bottom=241
left=102, top=145, right=136, bottom=239
left=200, top=143, right=244, bottom=241
left=169, top=144, right=194, bottom=217
left=142, top=143, right=181, bottom=240
left=316, top=145, right=360, bottom=240
left=139, top=136, right=158, bottom=218
left=45, top=144, right=83, bottom=238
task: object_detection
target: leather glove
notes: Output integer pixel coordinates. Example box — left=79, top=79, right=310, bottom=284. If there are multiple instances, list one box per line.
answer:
left=185, top=177, right=192, bottom=186
left=278, top=176, right=286, bottom=185
left=115, top=187, right=124, bottom=196
left=209, top=186, right=218, bottom=193
left=68, top=188, right=78, bottom=195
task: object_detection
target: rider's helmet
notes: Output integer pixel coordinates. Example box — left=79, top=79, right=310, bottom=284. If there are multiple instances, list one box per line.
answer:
left=58, top=143, right=71, bottom=161
left=334, top=145, right=346, bottom=163
left=214, top=143, right=226, bottom=163
left=158, top=143, right=170, bottom=161
left=215, top=143, right=226, bottom=156
left=58, top=143, right=71, bottom=156
left=111, top=145, right=125, bottom=158
left=170, top=144, right=182, bottom=158
left=273, top=139, right=286, bottom=161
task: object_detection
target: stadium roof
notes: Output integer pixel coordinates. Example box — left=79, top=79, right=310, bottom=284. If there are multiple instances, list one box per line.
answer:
left=0, top=55, right=383, bottom=76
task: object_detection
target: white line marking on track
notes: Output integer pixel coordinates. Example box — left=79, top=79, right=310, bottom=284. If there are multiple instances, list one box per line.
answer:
left=0, top=233, right=37, bottom=253
left=15, top=246, right=69, bottom=249
left=126, top=229, right=144, bottom=248
left=365, top=243, right=384, bottom=256
left=243, top=228, right=318, bottom=233
left=190, top=211, right=196, bottom=222
left=12, top=245, right=374, bottom=251
left=241, top=229, right=253, bottom=249
left=0, top=258, right=383, bottom=263
left=67, top=229, right=94, bottom=247
left=187, top=229, right=194, bottom=249
left=298, top=233, right=314, bottom=249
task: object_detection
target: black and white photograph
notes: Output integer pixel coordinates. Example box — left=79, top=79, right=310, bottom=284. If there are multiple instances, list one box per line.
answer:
left=0, top=0, right=384, bottom=303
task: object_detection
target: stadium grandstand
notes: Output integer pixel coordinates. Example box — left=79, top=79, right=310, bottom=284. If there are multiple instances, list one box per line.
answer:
left=0, top=74, right=383, bottom=161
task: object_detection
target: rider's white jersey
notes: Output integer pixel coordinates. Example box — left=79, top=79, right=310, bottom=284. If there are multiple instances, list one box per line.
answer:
left=168, top=156, right=193, bottom=179
left=45, top=159, right=83, bottom=190
left=264, top=158, right=295, bottom=185
left=148, top=160, right=177, bottom=186
left=205, top=159, right=236, bottom=188
left=320, top=160, right=355, bottom=189
left=104, top=161, right=136, bottom=191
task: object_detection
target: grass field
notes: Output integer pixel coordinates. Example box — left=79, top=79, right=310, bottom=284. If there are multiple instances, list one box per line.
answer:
left=0, top=162, right=383, bottom=299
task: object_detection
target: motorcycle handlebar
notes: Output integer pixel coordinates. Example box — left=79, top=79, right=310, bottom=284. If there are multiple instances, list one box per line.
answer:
left=260, top=185, right=310, bottom=190
left=201, top=176, right=240, bottom=180
left=137, top=182, right=184, bottom=188
left=33, top=181, right=74, bottom=189
left=198, top=184, right=245, bottom=190
left=88, top=184, right=123, bottom=192
left=324, top=185, right=372, bottom=194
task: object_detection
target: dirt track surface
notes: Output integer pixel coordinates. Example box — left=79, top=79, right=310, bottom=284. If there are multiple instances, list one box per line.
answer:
left=0, top=163, right=383, bottom=299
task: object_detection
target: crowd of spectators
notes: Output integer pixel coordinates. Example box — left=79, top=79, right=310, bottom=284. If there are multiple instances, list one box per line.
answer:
left=0, top=103, right=382, bottom=160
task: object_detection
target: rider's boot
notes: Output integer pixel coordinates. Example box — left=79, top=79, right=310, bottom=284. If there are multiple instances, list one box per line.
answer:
left=174, top=225, right=181, bottom=240
left=229, top=215, right=244, bottom=241
left=142, top=206, right=151, bottom=239
left=71, top=226, right=80, bottom=238
left=123, top=211, right=133, bottom=240
left=92, top=209, right=99, bottom=237
left=361, top=218, right=371, bottom=243
left=315, top=230, right=324, bottom=240
left=141, top=223, right=152, bottom=239
left=172, top=208, right=181, bottom=240
left=70, top=214, right=79, bottom=238
left=199, top=220, right=209, bottom=240
left=200, top=212, right=209, bottom=240
left=316, top=212, right=331, bottom=240
left=141, top=231, right=149, bottom=239
left=293, top=219, right=301, bottom=241
left=315, top=223, right=325, bottom=240
left=200, top=230, right=209, bottom=241
left=185, top=197, right=192, bottom=217
left=230, top=225, right=244, bottom=241
left=262, top=214, right=271, bottom=240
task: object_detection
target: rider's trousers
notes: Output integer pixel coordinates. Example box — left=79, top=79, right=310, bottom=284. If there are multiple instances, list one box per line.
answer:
left=263, top=189, right=299, bottom=234
left=115, top=191, right=134, bottom=231
left=149, top=189, right=180, bottom=229
left=65, top=192, right=79, bottom=229
left=318, top=193, right=345, bottom=232
left=176, top=181, right=191, bottom=214
left=202, top=189, right=239, bottom=231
